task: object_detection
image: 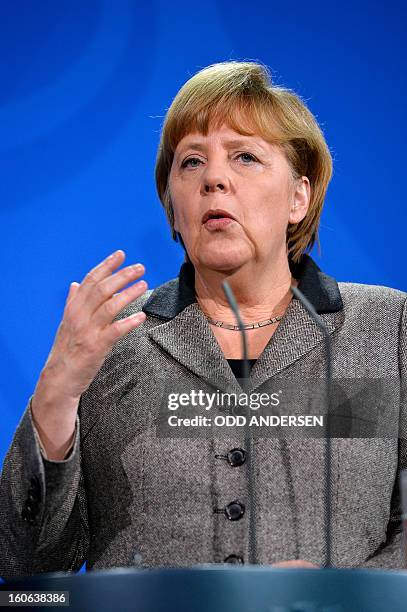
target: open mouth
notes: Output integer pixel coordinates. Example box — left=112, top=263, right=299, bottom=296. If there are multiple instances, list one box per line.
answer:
left=202, top=209, right=236, bottom=224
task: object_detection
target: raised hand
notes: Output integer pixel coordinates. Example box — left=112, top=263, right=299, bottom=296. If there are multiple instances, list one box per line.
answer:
left=31, top=250, right=148, bottom=459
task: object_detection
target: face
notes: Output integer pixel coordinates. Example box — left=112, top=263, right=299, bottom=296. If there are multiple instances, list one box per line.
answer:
left=169, top=123, right=310, bottom=272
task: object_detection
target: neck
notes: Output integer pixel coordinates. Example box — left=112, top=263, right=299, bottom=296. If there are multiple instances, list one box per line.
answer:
left=194, top=253, right=297, bottom=324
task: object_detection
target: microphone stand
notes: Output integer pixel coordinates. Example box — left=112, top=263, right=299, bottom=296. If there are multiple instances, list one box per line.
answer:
left=290, top=285, right=332, bottom=568
left=221, top=280, right=257, bottom=565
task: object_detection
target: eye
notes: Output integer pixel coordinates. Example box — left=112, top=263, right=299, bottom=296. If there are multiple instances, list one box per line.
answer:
left=180, top=152, right=259, bottom=169
left=236, top=152, right=258, bottom=164
left=181, top=157, right=202, bottom=169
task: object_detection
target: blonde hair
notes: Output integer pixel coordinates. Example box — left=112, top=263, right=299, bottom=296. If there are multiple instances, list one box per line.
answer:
left=155, top=61, right=333, bottom=263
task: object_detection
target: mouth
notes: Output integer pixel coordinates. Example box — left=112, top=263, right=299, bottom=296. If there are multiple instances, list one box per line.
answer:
left=201, top=208, right=237, bottom=224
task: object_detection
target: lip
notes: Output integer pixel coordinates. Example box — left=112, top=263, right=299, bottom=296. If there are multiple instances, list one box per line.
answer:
left=202, top=208, right=237, bottom=224
left=204, top=217, right=235, bottom=231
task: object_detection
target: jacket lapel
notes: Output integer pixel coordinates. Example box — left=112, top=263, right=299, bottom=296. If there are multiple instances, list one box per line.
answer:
left=249, top=301, right=344, bottom=391
left=143, top=254, right=344, bottom=393
left=147, top=304, right=244, bottom=394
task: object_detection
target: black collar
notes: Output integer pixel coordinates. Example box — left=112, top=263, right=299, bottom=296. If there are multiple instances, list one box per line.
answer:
left=142, top=253, right=343, bottom=320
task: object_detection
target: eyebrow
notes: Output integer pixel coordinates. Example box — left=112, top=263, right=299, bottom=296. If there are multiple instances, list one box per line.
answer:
left=177, top=138, right=266, bottom=154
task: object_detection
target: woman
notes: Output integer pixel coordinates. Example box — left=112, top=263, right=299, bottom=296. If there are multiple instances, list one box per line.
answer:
left=1, top=61, right=406, bottom=579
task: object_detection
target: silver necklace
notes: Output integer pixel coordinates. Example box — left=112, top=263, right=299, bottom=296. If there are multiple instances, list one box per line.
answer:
left=199, top=276, right=295, bottom=331
left=203, top=313, right=284, bottom=331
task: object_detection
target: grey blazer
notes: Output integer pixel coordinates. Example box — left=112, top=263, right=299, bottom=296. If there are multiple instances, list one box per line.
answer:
left=1, top=254, right=407, bottom=580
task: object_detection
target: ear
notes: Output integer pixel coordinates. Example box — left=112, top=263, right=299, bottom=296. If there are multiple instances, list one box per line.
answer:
left=288, top=176, right=311, bottom=224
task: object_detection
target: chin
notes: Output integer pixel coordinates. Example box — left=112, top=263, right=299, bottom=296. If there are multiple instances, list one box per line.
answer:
left=197, top=248, right=249, bottom=272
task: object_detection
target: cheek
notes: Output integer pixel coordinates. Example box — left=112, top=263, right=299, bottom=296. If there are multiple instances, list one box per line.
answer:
left=169, top=171, right=191, bottom=208
left=168, top=174, right=183, bottom=218
left=243, top=194, right=291, bottom=237
left=169, top=189, right=197, bottom=230
left=249, top=184, right=290, bottom=217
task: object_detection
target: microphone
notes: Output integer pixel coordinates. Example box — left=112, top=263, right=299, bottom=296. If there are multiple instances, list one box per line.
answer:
left=221, top=280, right=257, bottom=565
left=290, top=285, right=333, bottom=568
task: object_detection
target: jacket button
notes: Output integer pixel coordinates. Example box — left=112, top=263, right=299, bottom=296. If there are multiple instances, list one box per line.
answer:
left=225, top=500, right=245, bottom=521
left=224, top=554, right=244, bottom=564
left=227, top=448, right=246, bottom=467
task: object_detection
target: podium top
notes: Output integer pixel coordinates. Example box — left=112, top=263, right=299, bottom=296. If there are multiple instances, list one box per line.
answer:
left=3, top=566, right=407, bottom=612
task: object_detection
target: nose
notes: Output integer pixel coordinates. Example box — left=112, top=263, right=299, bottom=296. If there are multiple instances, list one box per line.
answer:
left=205, top=182, right=224, bottom=192
left=201, top=161, right=230, bottom=195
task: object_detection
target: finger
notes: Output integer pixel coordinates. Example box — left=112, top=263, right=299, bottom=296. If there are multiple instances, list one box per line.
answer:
left=79, top=250, right=126, bottom=295
left=93, top=279, right=148, bottom=327
left=272, top=560, right=318, bottom=568
left=82, top=262, right=146, bottom=315
left=105, top=310, right=147, bottom=344
left=72, top=250, right=128, bottom=314
left=64, top=282, right=80, bottom=308
left=68, top=282, right=80, bottom=297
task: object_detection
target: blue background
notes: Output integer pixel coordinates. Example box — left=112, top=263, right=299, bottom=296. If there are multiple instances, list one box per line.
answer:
left=1, top=0, right=406, bottom=473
